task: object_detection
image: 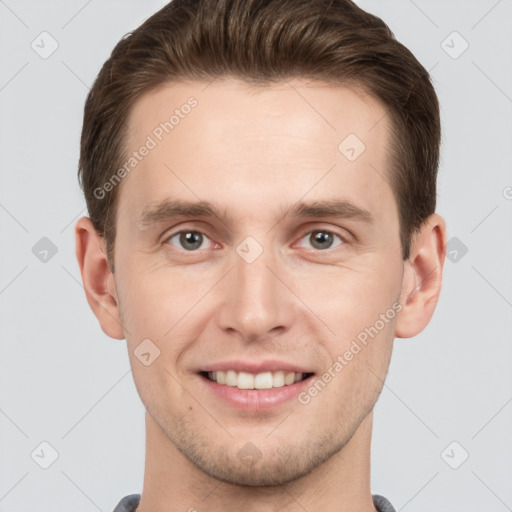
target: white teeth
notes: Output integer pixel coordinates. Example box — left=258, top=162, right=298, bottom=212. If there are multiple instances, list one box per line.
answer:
left=205, top=370, right=309, bottom=389
left=254, top=372, right=273, bottom=389
left=237, top=371, right=254, bottom=389
left=225, top=370, right=237, bottom=386
left=284, top=372, right=295, bottom=385
left=272, top=371, right=285, bottom=388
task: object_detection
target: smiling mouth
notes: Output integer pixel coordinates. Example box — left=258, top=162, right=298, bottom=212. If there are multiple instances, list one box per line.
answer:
left=200, top=370, right=314, bottom=390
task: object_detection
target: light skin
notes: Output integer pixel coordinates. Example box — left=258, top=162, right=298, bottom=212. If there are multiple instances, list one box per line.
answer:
left=75, top=78, right=446, bottom=512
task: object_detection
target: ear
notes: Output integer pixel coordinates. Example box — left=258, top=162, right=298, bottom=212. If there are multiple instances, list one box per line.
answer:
left=395, top=213, right=447, bottom=338
left=75, top=217, right=124, bottom=340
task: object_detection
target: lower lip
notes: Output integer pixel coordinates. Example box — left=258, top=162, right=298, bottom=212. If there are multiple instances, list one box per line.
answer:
left=199, top=373, right=314, bottom=411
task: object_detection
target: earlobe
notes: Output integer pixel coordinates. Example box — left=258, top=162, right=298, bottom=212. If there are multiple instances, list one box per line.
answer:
left=395, top=213, right=447, bottom=339
left=75, top=217, right=125, bottom=340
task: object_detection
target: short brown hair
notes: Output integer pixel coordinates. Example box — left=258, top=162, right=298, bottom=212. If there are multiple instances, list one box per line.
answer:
left=78, top=0, right=441, bottom=269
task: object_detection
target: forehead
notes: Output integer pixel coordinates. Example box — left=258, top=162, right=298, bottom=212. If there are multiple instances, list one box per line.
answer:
left=126, top=78, right=389, bottom=153
left=118, top=78, right=395, bottom=229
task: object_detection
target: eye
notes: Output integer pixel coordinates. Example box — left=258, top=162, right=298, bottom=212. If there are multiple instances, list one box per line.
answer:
left=296, top=229, right=345, bottom=251
left=165, top=230, right=212, bottom=251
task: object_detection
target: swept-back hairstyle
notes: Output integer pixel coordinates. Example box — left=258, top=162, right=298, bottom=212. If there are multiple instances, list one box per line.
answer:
left=78, top=0, right=441, bottom=269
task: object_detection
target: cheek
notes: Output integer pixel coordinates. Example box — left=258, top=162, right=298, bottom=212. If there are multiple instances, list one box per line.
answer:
left=297, top=257, right=402, bottom=338
left=115, top=257, right=199, bottom=335
left=128, top=356, right=190, bottom=425
left=116, top=261, right=220, bottom=382
left=299, top=257, right=401, bottom=390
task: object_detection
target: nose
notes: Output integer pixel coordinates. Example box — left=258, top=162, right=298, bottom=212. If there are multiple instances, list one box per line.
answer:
left=216, top=243, right=297, bottom=343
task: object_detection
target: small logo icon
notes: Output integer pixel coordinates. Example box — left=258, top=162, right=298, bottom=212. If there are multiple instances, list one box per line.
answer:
left=236, top=236, right=263, bottom=264
left=237, top=442, right=263, bottom=467
left=31, top=441, right=59, bottom=469
left=338, top=134, right=366, bottom=162
left=31, top=31, right=59, bottom=59
left=503, top=186, right=512, bottom=200
left=32, top=237, right=58, bottom=263
left=134, top=338, right=161, bottom=366
left=441, top=441, right=469, bottom=469
left=445, top=236, right=468, bottom=263
left=441, top=31, right=469, bottom=59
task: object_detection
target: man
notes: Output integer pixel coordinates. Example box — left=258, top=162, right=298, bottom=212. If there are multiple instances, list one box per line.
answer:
left=75, top=0, right=446, bottom=510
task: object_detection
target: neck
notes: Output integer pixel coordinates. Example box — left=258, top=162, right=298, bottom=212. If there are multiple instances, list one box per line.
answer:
left=136, top=410, right=377, bottom=512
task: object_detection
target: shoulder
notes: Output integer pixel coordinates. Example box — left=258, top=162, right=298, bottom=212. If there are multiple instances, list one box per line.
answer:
left=112, top=494, right=141, bottom=512
left=372, top=494, right=397, bottom=512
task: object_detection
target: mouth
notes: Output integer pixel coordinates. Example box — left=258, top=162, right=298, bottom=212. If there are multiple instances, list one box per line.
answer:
left=196, top=360, right=316, bottom=410
left=199, top=370, right=315, bottom=390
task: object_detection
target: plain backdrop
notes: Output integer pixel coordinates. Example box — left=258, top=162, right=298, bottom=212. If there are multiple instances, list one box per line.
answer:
left=1, top=0, right=511, bottom=510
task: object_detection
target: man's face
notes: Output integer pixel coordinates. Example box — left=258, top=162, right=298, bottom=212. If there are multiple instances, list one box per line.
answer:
left=113, top=78, right=404, bottom=486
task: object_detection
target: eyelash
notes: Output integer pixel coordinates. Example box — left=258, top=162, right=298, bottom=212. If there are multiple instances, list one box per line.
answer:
left=163, top=228, right=347, bottom=253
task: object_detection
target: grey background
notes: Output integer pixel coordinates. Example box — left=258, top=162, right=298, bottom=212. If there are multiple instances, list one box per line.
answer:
left=1, top=0, right=511, bottom=510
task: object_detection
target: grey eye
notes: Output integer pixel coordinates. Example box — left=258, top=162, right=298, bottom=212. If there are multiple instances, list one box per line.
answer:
left=298, top=230, right=343, bottom=251
left=167, top=231, right=209, bottom=251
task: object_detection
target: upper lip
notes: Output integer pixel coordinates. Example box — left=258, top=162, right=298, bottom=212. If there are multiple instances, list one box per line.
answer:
left=199, top=359, right=314, bottom=374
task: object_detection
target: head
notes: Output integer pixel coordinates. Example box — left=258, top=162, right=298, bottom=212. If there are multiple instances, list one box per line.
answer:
left=76, top=0, right=446, bottom=488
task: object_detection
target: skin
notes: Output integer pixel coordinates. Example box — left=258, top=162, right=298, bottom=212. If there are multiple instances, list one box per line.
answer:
left=75, top=78, right=446, bottom=512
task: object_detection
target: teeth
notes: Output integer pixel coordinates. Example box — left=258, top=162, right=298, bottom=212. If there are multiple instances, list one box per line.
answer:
left=272, top=371, right=285, bottom=387
left=254, top=372, right=272, bottom=389
left=205, top=370, right=309, bottom=389
left=284, top=372, right=295, bottom=385
left=238, top=371, right=254, bottom=389
left=226, top=370, right=237, bottom=386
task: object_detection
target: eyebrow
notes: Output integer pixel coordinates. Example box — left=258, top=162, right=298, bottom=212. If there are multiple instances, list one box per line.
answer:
left=139, top=198, right=374, bottom=228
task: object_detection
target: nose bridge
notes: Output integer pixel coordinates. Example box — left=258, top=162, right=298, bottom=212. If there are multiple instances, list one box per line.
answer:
left=219, top=235, right=294, bottom=340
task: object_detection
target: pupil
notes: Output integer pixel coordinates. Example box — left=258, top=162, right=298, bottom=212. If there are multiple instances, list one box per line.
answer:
left=312, top=231, right=332, bottom=249
left=181, top=231, right=202, bottom=250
